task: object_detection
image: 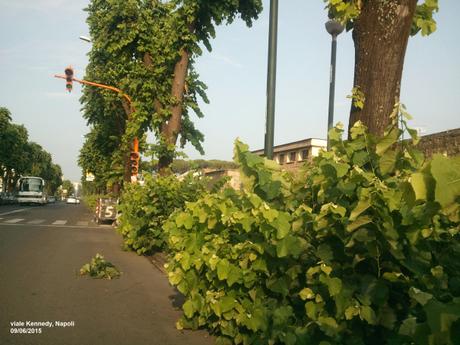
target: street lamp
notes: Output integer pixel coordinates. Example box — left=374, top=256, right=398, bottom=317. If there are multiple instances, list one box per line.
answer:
left=325, top=19, right=344, bottom=150
left=79, top=35, right=91, bottom=43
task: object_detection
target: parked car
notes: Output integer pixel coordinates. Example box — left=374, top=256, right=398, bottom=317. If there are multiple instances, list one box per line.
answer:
left=48, top=196, right=56, bottom=203
left=66, top=196, right=80, bottom=204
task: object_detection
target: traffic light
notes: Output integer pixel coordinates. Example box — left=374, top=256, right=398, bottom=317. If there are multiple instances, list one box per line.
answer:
left=130, top=151, right=140, bottom=177
left=64, top=66, right=74, bottom=92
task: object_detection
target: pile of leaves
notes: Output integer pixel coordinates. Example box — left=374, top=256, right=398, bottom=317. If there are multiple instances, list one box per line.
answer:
left=79, top=253, right=121, bottom=280
left=164, top=115, right=460, bottom=345
left=117, top=173, right=209, bottom=255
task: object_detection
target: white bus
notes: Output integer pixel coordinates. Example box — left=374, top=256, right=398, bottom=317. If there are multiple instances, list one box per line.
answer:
left=17, top=176, right=47, bottom=205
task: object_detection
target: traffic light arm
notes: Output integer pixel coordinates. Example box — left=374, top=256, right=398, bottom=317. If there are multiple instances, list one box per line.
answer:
left=54, top=73, right=139, bottom=184
left=54, top=74, right=133, bottom=109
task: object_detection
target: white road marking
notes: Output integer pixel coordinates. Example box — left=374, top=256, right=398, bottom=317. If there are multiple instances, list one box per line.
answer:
left=52, top=220, right=67, bottom=225
left=27, top=219, right=46, bottom=224
left=0, top=222, right=108, bottom=230
left=4, top=218, right=25, bottom=223
left=0, top=209, right=27, bottom=216
left=76, top=221, right=88, bottom=226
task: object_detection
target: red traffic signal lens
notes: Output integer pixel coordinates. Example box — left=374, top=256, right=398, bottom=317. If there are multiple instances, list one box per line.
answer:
left=64, top=67, right=74, bottom=77
left=130, top=152, right=140, bottom=160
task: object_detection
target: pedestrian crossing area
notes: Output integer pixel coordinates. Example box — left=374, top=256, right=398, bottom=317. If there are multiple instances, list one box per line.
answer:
left=0, top=216, right=111, bottom=228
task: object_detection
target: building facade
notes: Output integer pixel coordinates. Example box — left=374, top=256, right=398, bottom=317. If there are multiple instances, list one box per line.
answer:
left=252, top=138, right=327, bottom=170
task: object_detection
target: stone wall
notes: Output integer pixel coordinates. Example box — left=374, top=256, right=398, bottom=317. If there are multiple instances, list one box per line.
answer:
left=203, top=169, right=242, bottom=190
left=416, top=128, right=460, bottom=157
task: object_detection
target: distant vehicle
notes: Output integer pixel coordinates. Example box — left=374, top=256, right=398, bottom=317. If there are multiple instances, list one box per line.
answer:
left=48, top=196, right=57, bottom=203
left=17, top=177, right=47, bottom=205
left=66, top=196, right=80, bottom=204
left=0, top=192, right=17, bottom=205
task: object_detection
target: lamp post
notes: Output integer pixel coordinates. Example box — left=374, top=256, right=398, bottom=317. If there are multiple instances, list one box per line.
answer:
left=79, top=35, right=91, bottom=43
left=264, top=0, right=278, bottom=160
left=325, top=19, right=344, bottom=150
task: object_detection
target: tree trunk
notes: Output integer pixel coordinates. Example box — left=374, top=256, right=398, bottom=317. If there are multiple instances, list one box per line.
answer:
left=157, top=48, right=190, bottom=175
left=121, top=99, right=133, bottom=185
left=7, top=170, right=14, bottom=193
left=349, top=0, right=417, bottom=137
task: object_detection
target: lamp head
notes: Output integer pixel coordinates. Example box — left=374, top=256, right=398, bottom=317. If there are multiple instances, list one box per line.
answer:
left=79, top=36, right=91, bottom=43
left=325, top=20, right=344, bottom=37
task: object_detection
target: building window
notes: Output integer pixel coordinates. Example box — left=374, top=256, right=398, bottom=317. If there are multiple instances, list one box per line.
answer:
left=290, top=151, right=297, bottom=162
left=301, top=149, right=308, bottom=160
left=279, top=153, right=285, bottom=164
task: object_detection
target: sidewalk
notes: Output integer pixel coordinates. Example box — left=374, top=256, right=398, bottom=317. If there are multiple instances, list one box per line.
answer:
left=0, top=224, right=214, bottom=345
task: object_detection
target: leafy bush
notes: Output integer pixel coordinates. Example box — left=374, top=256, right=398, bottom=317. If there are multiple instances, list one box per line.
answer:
left=117, top=173, right=208, bottom=255
left=80, top=253, right=121, bottom=279
left=164, top=116, right=460, bottom=345
left=82, top=193, right=111, bottom=211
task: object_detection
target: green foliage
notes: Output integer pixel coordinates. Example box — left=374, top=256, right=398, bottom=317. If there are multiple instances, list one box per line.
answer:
left=61, top=180, right=75, bottom=196
left=117, top=173, right=208, bottom=255
left=164, top=117, right=460, bottom=344
left=82, top=193, right=111, bottom=211
left=347, top=86, right=365, bottom=110
left=325, top=0, right=439, bottom=37
left=78, top=125, right=124, bottom=193
left=142, top=156, right=238, bottom=175
left=171, top=159, right=239, bottom=174
left=413, top=0, right=439, bottom=36
left=79, top=253, right=121, bottom=279
left=0, top=106, right=62, bottom=193
left=81, top=0, right=263, bottom=177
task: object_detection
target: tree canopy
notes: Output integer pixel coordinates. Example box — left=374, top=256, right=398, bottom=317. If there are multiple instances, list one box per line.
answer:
left=80, top=0, right=263, bottom=188
left=0, top=106, right=63, bottom=194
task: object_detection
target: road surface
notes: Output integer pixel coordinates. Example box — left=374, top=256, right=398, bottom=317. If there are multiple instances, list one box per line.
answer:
left=0, top=202, right=213, bottom=345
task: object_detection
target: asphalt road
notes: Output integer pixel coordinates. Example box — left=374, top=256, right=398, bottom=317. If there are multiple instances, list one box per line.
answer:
left=0, top=202, right=214, bottom=345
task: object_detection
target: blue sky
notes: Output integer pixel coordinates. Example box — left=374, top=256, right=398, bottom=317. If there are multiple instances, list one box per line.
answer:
left=1, top=0, right=459, bottom=181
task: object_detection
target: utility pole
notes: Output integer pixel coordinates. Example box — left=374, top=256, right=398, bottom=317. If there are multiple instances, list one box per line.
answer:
left=264, top=0, right=279, bottom=159
left=325, top=20, right=344, bottom=150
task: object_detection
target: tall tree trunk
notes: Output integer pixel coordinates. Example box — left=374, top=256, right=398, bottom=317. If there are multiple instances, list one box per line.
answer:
left=158, top=48, right=190, bottom=175
left=349, top=0, right=417, bottom=137
left=7, top=170, right=14, bottom=193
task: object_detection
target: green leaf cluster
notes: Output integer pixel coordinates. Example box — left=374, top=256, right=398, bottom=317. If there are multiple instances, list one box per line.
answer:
left=117, top=173, right=208, bottom=254
left=325, top=0, right=439, bottom=37
left=78, top=124, right=125, bottom=193
left=164, top=117, right=460, bottom=344
left=81, top=0, right=263, bottom=178
left=79, top=253, right=121, bottom=279
left=0, top=106, right=63, bottom=195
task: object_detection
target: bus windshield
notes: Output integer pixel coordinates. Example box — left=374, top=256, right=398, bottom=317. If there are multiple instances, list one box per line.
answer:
left=20, top=178, right=43, bottom=192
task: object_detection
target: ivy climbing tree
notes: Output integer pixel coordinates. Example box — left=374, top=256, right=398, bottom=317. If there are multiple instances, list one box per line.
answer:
left=325, top=0, right=439, bottom=136
left=81, top=0, right=263, bottom=179
left=78, top=124, right=121, bottom=194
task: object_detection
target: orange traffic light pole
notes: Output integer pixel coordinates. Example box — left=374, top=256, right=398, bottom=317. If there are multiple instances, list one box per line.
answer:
left=54, top=74, right=134, bottom=110
left=54, top=73, right=139, bottom=184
